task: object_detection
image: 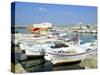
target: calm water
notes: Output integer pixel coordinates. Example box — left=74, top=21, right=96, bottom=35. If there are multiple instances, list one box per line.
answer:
left=15, top=28, right=29, bottom=34
left=19, top=58, right=83, bottom=72
left=79, top=33, right=97, bottom=44
left=13, top=28, right=97, bottom=73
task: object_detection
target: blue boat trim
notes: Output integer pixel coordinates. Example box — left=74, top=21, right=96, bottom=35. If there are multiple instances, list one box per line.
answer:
left=47, top=49, right=97, bottom=56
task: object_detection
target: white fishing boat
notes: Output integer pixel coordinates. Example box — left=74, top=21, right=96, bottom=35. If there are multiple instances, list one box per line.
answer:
left=19, top=38, right=56, bottom=56
left=20, top=43, right=45, bottom=56
left=44, top=41, right=97, bottom=64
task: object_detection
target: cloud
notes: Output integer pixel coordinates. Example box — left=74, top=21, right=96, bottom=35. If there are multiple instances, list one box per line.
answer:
left=38, top=7, right=47, bottom=12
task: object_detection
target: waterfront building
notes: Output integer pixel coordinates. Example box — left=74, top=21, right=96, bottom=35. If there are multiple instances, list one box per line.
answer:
left=27, top=22, right=52, bottom=35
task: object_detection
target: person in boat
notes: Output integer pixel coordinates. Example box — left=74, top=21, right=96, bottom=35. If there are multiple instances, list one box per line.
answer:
left=71, top=33, right=79, bottom=45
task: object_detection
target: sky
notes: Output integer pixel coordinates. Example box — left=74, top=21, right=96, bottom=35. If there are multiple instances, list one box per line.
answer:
left=12, top=2, right=97, bottom=26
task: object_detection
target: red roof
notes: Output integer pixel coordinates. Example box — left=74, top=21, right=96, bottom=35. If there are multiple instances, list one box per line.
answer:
left=32, top=28, right=40, bottom=31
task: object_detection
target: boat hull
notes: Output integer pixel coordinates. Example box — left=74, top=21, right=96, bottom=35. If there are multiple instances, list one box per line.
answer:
left=25, top=49, right=44, bottom=56
left=44, top=49, right=96, bottom=64
left=19, top=44, right=45, bottom=56
left=44, top=54, right=86, bottom=64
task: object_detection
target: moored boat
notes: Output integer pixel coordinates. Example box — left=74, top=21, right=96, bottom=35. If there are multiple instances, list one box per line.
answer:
left=44, top=41, right=97, bottom=64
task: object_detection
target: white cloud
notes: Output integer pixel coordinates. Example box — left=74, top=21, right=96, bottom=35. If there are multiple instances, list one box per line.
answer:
left=38, top=7, right=47, bottom=11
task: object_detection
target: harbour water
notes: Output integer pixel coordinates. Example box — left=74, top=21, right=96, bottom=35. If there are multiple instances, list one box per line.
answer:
left=12, top=28, right=97, bottom=73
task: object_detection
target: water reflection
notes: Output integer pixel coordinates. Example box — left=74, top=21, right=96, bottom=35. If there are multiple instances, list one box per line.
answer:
left=19, top=57, right=83, bottom=72
left=20, top=58, right=53, bottom=72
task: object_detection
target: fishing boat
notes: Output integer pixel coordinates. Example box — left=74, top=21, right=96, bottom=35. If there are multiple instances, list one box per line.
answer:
left=19, top=37, right=57, bottom=56
left=19, top=43, right=46, bottom=56
left=44, top=41, right=97, bottom=64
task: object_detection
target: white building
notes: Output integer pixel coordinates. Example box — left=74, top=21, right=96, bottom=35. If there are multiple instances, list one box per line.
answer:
left=33, top=22, right=52, bottom=28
